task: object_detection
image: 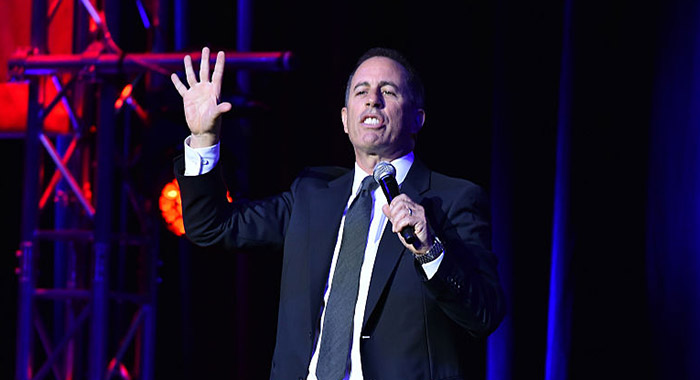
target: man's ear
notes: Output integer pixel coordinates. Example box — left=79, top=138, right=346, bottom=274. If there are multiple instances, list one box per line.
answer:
left=414, top=109, right=426, bottom=133
left=341, top=107, right=349, bottom=133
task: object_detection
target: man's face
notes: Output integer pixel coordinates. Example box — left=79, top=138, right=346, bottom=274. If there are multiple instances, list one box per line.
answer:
left=342, top=56, right=425, bottom=160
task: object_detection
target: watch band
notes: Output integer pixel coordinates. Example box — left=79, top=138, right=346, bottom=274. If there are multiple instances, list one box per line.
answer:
left=415, top=236, right=443, bottom=264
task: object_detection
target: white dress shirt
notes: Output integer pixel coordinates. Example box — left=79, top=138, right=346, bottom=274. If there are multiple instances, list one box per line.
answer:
left=182, top=137, right=443, bottom=379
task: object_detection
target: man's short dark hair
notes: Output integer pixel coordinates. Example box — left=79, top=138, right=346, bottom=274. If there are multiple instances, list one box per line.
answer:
left=344, top=47, right=425, bottom=109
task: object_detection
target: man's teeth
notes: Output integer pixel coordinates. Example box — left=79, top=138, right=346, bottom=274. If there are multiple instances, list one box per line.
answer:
left=364, top=117, right=380, bottom=125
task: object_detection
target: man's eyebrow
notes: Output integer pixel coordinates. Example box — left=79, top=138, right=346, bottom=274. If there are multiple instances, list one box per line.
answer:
left=353, top=81, right=370, bottom=92
left=352, top=81, right=399, bottom=91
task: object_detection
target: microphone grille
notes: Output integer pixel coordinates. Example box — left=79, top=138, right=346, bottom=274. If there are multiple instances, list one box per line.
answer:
left=373, top=161, right=396, bottom=183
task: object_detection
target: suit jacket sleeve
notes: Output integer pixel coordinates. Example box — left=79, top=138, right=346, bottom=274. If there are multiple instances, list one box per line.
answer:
left=174, top=154, right=294, bottom=250
left=421, top=178, right=505, bottom=338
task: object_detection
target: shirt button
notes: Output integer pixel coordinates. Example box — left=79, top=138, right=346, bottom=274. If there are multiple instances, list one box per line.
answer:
left=202, top=159, right=209, bottom=165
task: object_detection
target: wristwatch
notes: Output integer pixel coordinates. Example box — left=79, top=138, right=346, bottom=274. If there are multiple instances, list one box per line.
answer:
left=414, top=236, right=444, bottom=264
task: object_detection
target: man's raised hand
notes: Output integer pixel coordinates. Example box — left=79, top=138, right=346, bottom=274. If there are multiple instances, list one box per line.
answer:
left=171, top=47, right=232, bottom=148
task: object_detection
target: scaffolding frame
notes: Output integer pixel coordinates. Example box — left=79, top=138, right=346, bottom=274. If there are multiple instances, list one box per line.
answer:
left=10, top=1, right=293, bottom=379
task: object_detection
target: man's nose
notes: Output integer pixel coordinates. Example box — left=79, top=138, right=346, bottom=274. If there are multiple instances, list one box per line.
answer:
left=366, top=93, right=383, bottom=108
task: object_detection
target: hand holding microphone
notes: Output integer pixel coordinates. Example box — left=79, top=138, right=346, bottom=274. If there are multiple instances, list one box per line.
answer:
left=373, top=161, right=419, bottom=246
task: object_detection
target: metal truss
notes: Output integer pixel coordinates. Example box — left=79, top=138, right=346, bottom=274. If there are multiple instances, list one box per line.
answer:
left=9, top=1, right=293, bottom=379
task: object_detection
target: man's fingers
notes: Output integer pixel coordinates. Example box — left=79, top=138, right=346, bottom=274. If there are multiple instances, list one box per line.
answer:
left=388, top=195, right=414, bottom=216
left=200, top=47, right=210, bottom=83
left=184, top=55, right=197, bottom=87
left=387, top=197, right=425, bottom=232
left=171, top=73, right=187, bottom=96
left=212, top=51, right=226, bottom=96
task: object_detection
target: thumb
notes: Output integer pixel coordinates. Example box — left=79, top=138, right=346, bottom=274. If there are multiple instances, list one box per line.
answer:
left=382, top=204, right=391, bottom=218
left=217, top=102, right=233, bottom=114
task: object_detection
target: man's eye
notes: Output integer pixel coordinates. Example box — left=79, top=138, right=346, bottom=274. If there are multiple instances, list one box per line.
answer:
left=355, top=90, right=367, bottom=96
left=382, top=90, right=396, bottom=96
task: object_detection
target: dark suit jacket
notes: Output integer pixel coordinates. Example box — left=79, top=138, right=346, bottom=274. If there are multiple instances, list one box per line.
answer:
left=175, top=156, right=505, bottom=380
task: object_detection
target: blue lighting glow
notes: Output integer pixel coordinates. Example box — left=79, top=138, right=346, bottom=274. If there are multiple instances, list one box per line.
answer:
left=545, top=1, right=573, bottom=379
left=136, top=0, right=151, bottom=29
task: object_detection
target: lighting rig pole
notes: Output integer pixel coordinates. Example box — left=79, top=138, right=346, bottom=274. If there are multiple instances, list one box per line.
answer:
left=15, top=0, right=48, bottom=378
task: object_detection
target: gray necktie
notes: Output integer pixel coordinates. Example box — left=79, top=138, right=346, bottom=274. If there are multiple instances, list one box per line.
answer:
left=316, top=175, right=377, bottom=380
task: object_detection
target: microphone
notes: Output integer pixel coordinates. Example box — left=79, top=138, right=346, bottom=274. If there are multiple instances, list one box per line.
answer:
left=373, top=162, right=417, bottom=244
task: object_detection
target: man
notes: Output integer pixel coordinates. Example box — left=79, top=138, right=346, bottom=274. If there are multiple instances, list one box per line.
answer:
left=171, top=46, right=505, bottom=380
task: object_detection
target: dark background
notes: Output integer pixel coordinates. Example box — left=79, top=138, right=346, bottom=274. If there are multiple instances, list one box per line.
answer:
left=3, top=0, right=699, bottom=379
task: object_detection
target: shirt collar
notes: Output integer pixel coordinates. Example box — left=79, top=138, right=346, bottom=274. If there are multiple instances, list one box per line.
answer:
left=351, top=151, right=415, bottom=195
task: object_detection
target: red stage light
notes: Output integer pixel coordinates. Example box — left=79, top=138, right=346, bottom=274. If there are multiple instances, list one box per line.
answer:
left=114, top=84, right=133, bottom=110
left=159, top=178, right=233, bottom=236
left=120, top=84, right=133, bottom=98
left=107, top=358, right=132, bottom=380
left=0, top=81, right=70, bottom=135
left=114, top=83, right=134, bottom=111
left=159, top=179, right=185, bottom=236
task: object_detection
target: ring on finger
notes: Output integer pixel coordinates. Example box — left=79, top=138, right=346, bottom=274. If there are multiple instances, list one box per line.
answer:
left=407, top=206, right=413, bottom=216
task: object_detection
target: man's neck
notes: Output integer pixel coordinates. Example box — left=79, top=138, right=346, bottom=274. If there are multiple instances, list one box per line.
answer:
left=354, top=150, right=412, bottom=175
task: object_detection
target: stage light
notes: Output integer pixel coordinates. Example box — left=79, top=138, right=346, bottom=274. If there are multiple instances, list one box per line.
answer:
left=0, top=81, right=70, bottom=135
left=159, top=178, right=233, bottom=236
left=114, top=83, right=149, bottom=122
left=114, top=84, right=133, bottom=110
left=107, top=358, right=132, bottom=380
left=159, top=179, right=184, bottom=236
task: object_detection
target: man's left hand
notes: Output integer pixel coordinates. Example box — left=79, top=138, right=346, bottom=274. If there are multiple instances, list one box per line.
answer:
left=382, top=194, right=434, bottom=255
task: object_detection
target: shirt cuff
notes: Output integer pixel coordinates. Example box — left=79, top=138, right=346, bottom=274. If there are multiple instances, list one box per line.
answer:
left=183, top=135, right=220, bottom=176
left=421, top=252, right=444, bottom=280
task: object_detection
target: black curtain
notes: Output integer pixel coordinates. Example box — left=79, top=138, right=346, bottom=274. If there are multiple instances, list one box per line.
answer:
left=490, top=0, right=699, bottom=379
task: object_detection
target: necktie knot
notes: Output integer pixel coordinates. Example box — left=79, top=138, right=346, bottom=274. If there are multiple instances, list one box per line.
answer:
left=359, top=175, right=377, bottom=195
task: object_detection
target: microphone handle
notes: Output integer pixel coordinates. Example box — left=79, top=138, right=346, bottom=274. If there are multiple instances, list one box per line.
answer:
left=379, top=177, right=417, bottom=245
left=401, top=226, right=417, bottom=245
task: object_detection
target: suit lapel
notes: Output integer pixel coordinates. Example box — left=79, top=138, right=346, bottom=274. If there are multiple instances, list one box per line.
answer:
left=363, top=159, right=431, bottom=327
left=307, top=171, right=353, bottom=325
